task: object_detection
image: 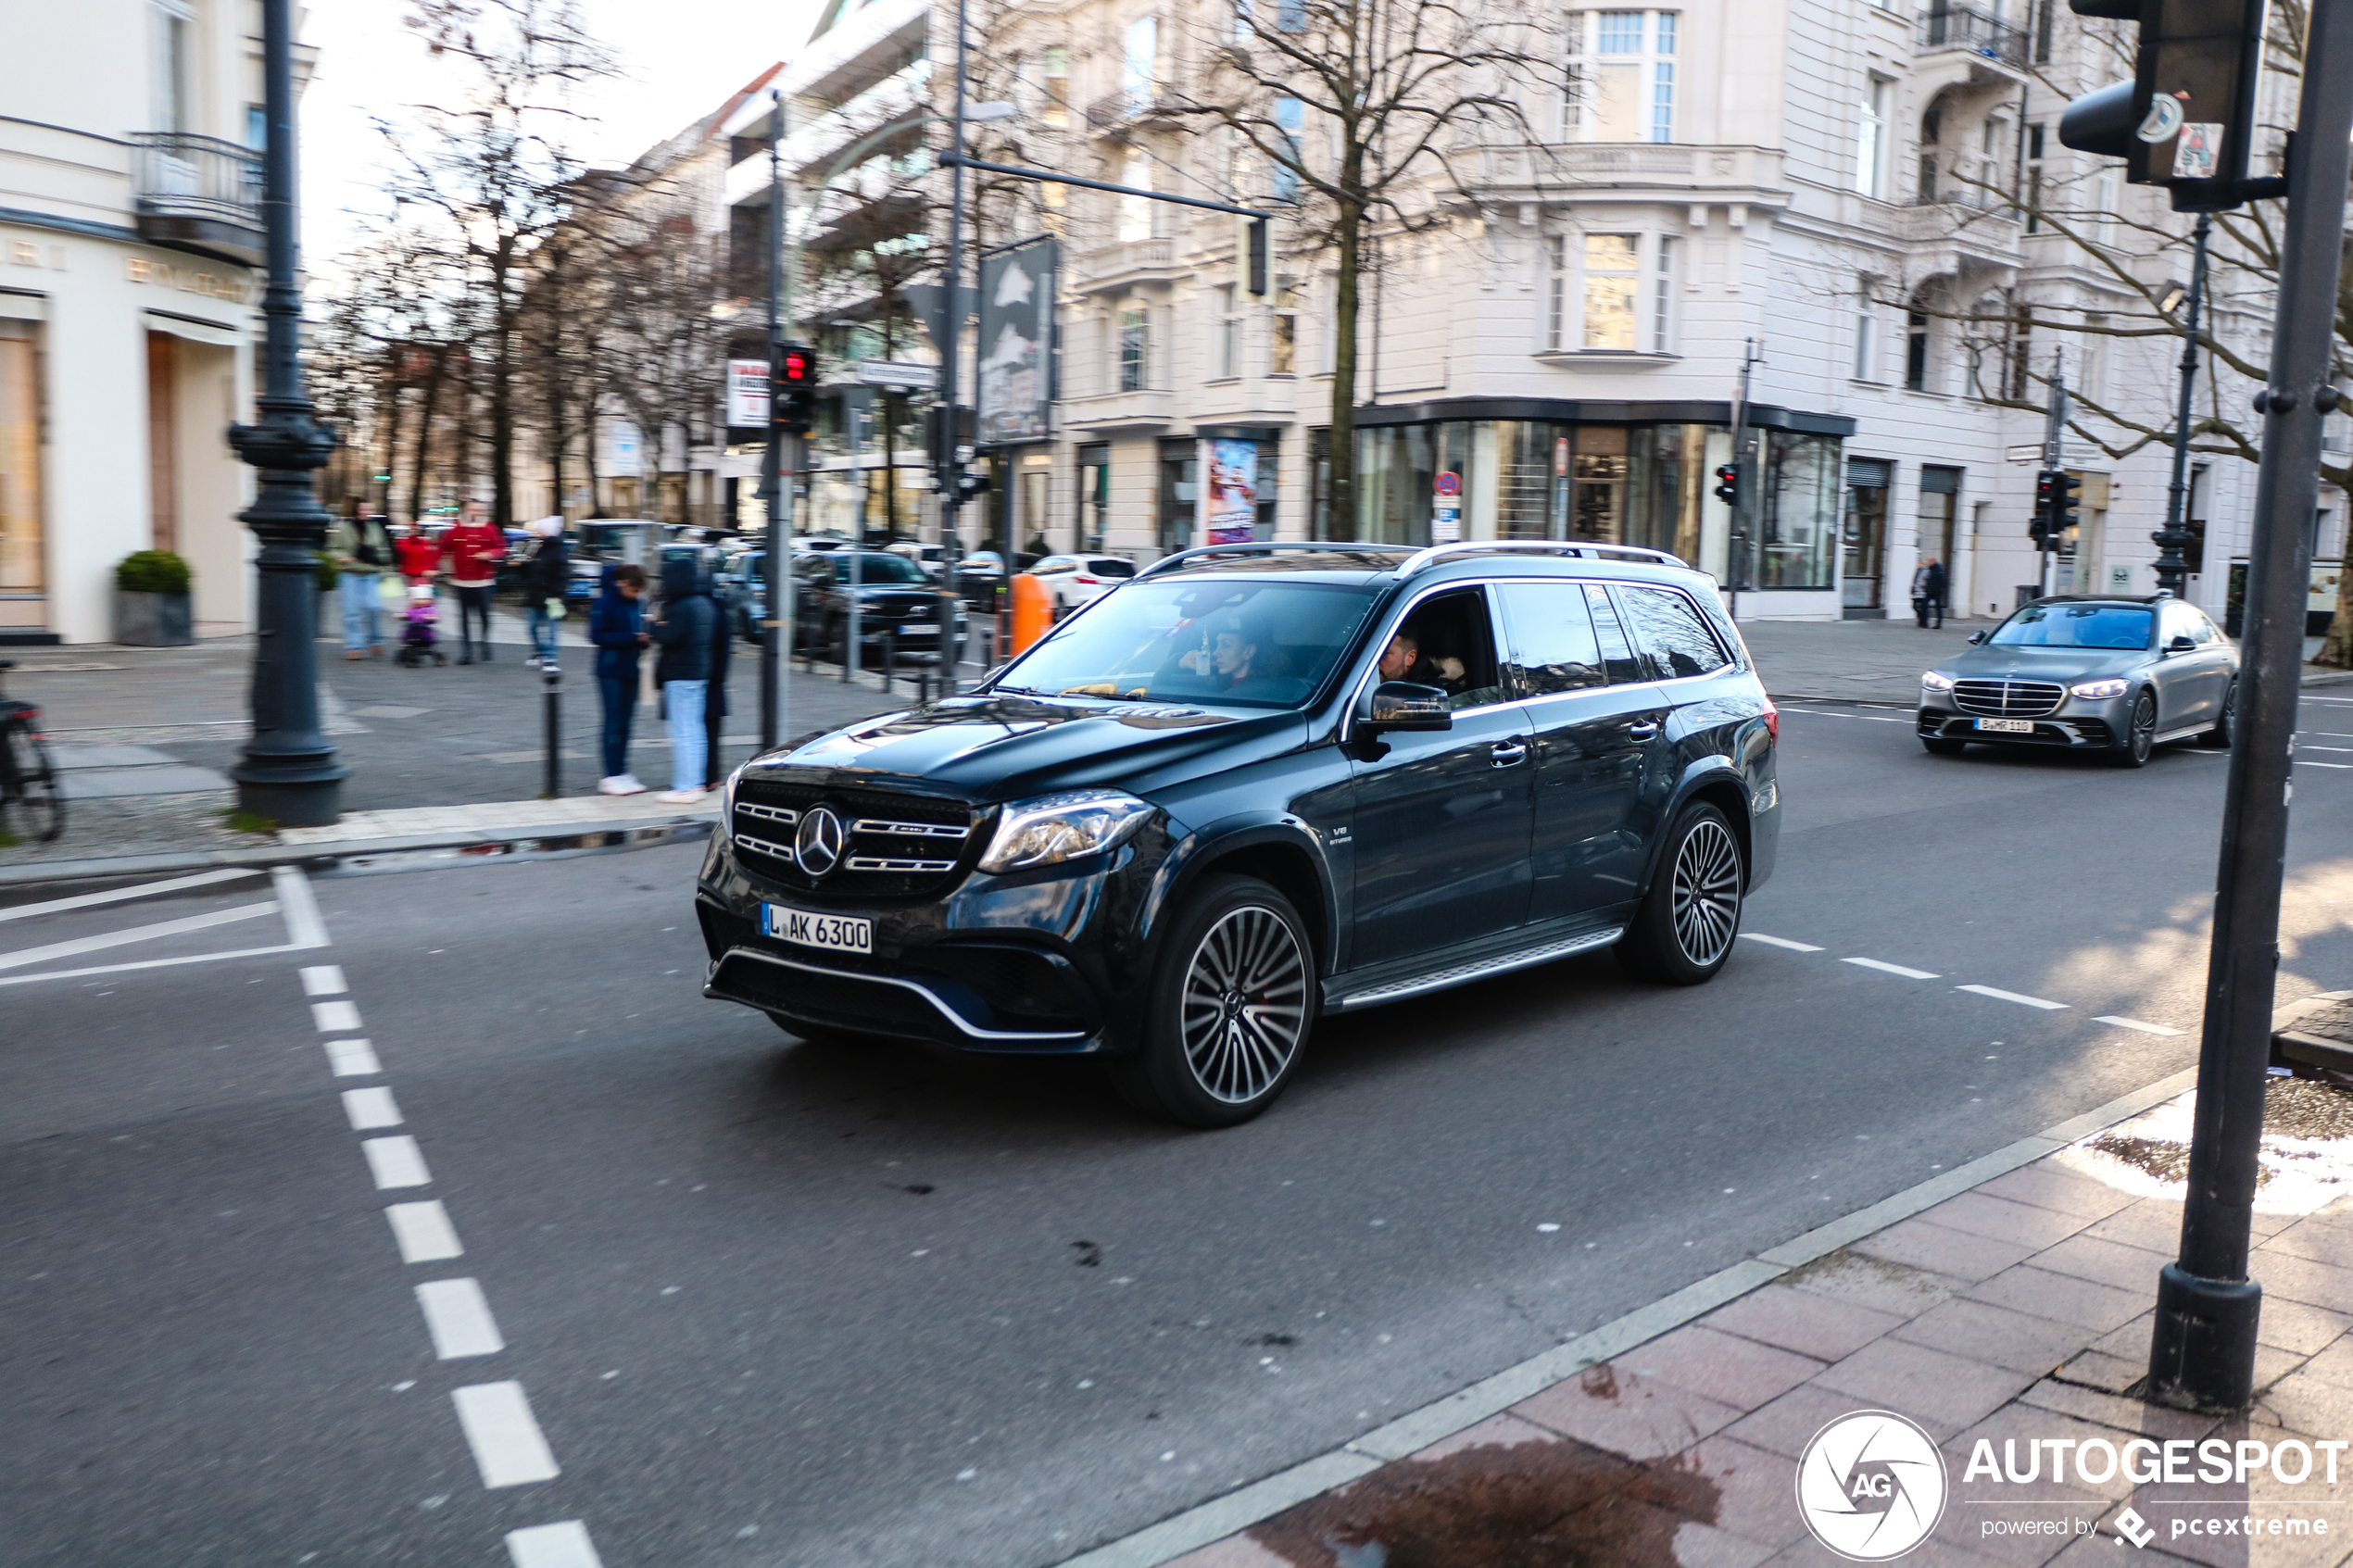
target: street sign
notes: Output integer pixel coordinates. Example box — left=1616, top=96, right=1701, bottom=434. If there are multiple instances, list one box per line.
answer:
left=855, top=359, right=937, bottom=391
left=2007, top=443, right=2105, bottom=467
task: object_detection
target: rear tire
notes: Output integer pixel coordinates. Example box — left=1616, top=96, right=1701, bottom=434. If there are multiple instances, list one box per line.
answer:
left=1617, top=802, right=1745, bottom=985
left=2108, top=690, right=2158, bottom=768
left=1108, top=874, right=1314, bottom=1128
left=1921, top=736, right=1968, bottom=756
left=2200, top=681, right=2237, bottom=748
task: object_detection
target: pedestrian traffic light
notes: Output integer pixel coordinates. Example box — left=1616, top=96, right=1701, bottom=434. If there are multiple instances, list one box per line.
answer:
left=954, top=464, right=991, bottom=504
left=2053, top=470, right=2082, bottom=535
left=2031, top=470, right=2082, bottom=550
left=774, top=343, right=815, bottom=434
left=1713, top=465, right=1741, bottom=507
left=2057, top=0, right=2278, bottom=212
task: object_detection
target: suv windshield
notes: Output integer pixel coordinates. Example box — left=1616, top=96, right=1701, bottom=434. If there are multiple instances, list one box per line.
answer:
left=1990, top=603, right=2153, bottom=650
left=825, top=554, right=928, bottom=585
left=995, top=580, right=1381, bottom=709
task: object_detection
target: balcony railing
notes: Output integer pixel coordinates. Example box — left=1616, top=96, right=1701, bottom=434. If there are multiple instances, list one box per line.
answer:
left=1085, top=89, right=1183, bottom=132
left=1917, top=4, right=2030, bottom=65
left=131, top=132, right=265, bottom=265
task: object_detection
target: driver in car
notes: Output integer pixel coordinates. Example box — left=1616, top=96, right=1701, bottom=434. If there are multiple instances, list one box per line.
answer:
left=1377, top=626, right=1466, bottom=695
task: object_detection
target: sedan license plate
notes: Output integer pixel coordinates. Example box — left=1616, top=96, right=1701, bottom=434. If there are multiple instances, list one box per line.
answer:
left=1974, top=718, right=2035, bottom=734
left=762, top=905, right=873, bottom=953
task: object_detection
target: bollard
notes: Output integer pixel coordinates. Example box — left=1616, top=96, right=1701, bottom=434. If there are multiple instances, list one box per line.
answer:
left=541, top=657, right=561, bottom=799
left=882, top=627, right=896, bottom=695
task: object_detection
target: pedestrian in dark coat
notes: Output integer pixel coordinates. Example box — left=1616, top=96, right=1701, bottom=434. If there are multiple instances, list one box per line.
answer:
left=589, top=563, right=649, bottom=794
left=649, top=556, right=718, bottom=802
left=1912, top=556, right=1949, bottom=629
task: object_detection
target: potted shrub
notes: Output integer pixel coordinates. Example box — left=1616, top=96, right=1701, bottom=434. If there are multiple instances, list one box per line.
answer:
left=114, top=550, right=195, bottom=646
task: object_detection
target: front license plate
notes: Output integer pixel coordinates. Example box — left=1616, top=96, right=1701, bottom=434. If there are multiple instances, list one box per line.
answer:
left=761, top=905, right=873, bottom=953
left=1975, top=718, right=2034, bottom=734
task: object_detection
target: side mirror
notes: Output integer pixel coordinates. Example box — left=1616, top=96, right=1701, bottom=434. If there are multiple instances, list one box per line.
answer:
left=2168, top=634, right=2196, bottom=653
left=1967, top=631, right=1988, bottom=646
left=1364, top=682, right=1453, bottom=734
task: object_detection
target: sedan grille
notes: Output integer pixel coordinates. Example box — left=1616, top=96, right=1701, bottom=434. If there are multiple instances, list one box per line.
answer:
left=1952, top=679, right=2065, bottom=718
left=732, top=779, right=978, bottom=897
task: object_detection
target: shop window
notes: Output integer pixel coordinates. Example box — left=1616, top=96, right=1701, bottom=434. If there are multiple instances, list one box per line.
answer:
left=1157, top=438, right=1196, bottom=555
left=0, top=320, right=42, bottom=595
left=1079, top=443, right=1111, bottom=552
left=1565, top=10, right=1678, bottom=143
left=1758, top=432, right=1841, bottom=589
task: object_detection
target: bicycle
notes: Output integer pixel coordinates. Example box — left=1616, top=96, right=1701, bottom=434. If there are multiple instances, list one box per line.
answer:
left=0, top=659, right=65, bottom=843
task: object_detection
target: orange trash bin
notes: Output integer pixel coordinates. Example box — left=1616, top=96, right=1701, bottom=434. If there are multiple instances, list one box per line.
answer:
left=1009, top=572, right=1052, bottom=656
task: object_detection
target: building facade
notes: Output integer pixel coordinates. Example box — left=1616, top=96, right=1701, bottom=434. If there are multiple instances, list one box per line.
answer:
left=0, top=0, right=296, bottom=643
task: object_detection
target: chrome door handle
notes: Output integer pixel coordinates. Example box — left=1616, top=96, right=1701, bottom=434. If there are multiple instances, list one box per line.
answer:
left=1490, top=741, right=1529, bottom=767
left=1627, top=721, right=1661, bottom=740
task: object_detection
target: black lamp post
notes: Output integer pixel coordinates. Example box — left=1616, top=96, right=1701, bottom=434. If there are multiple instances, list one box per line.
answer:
left=2150, top=214, right=2212, bottom=598
left=227, top=0, right=346, bottom=827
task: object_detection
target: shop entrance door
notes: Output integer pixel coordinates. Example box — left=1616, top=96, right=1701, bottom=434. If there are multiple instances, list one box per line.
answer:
left=1843, top=458, right=1891, bottom=616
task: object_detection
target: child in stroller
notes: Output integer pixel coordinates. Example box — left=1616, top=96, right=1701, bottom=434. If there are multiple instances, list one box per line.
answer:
left=396, top=584, right=447, bottom=667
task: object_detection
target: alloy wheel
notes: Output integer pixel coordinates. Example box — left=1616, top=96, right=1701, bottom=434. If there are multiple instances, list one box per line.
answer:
left=1179, top=905, right=1308, bottom=1105
left=1669, top=818, right=1742, bottom=967
left=2131, top=694, right=2157, bottom=760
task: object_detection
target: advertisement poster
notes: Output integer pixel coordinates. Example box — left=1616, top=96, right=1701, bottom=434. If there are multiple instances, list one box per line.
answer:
left=1205, top=438, right=1258, bottom=546
left=724, top=359, right=768, bottom=427
left=977, top=236, right=1057, bottom=445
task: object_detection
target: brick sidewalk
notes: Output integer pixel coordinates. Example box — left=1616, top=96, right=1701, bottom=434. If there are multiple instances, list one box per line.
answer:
left=1140, top=1079, right=2353, bottom=1568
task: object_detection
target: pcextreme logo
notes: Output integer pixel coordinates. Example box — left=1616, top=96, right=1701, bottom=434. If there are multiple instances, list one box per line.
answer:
left=1796, top=1411, right=1950, bottom=1561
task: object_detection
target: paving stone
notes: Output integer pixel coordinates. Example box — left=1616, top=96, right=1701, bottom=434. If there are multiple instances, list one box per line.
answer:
left=2258, top=1370, right=2353, bottom=1438
left=2250, top=1343, right=2310, bottom=1396
left=1783, top=1248, right=1966, bottom=1318
left=1403, top=1411, right=1562, bottom=1462
left=2030, top=1234, right=2172, bottom=1294
left=1945, top=1401, right=2149, bottom=1501
left=2082, top=1198, right=2185, bottom=1256
left=1979, top=1166, right=2141, bottom=1223
left=1682, top=1436, right=1808, bottom=1551
left=2265, top=1214, right=2353, bottom=1270
left=1554, top=1491, right=1776, bottom=1568
left=2251, top=1298, right=2351, bottom=1357
left=1921, top=1191, right=2101, bottom=1251
left=1513, top=1362, right=1747, bottom=1461
left=1704, top=1285, right=1905, bottom=1362
left=1726, top=1384, right=1874, bottom=1461
left=1616, top=1324, right=1827, bottom=1410
left=2256, top=1251, right=2353, bottom=1312
left=1965, top=1266, right=2150, bottom=1333
left=1857, top=1219, right=2045, bottom=1284
left=2051, top=1350, right=2144, bottom=1394
left=2015, top=1378, right=2217, bottom=1441
left=1894, top=1298, right=2104, bottom=1377
left=2091, top=1311, right=2157, bottom=1362
left=1812, top=1338, right=2039, bottom=1435
left=1664, top=1512, right=1783, bottom=1568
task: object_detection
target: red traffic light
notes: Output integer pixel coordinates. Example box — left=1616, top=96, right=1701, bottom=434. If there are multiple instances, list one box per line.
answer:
left=778, top=348, right=811, bottom=383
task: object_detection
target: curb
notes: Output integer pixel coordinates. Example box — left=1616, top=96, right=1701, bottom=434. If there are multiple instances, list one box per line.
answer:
left=1051, top=1064, right=2201, bottom=1568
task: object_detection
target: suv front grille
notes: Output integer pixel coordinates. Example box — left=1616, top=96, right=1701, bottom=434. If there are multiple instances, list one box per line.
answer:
left=1953, top=679, right=2065, bottom=717
left=731, top=779, right=979, bottom=897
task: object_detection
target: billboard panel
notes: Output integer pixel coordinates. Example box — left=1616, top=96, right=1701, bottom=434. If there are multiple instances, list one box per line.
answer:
left=977, top=236, right=1056, bottom=445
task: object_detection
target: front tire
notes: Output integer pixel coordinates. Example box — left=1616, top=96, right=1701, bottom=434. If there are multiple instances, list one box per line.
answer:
left=2200, top=681, right=2237, bottom=748
left=1109, top=874, right=1314, bottom=1127
left=2109, top=690, right=2158, bottom=768
left=1617, top=802, right=1744, bottom=985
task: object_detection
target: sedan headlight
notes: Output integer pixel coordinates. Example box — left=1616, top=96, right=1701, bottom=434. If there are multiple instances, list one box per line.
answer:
left=978, top=790, right=1154, bottom=873
left=2070, top=678, right=2129, bottom=699
left=1921, top=670, right=1956, bottom=692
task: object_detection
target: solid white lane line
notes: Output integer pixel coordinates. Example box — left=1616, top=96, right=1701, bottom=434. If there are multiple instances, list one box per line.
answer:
left=0, top=901, right=279, bottom=973
left=1843, top=957, right=1941, bottom=979
left=311, top=998, right=362, bottom=1033
left=2302, top=746, right=2353, bottom=753
left=1957, top=984, right=2069, bottom=1010
left=0, top=941, right=305, bottom=986
left=386, top=1199, right=464, bottom=1263
left=506, top=1521, right=604, bottom=1568
left=271, top=865, right=329, bottom=948
left=2097, top=1015, right=2185, bottom=1035
left=300, top=963, right=347, bottom=996
left=452, top=1382, right=560, bottom=1487
left=1781, top=708, right=1910, bottom=722
left=341, top=1085, right=403, bottom=1130
left=1740, top=933, right=1825, bottom=952
left=363, top=1135, right=432, bottom=1189
left=0, top=868, right=258, bottom=924
left=324, top=1038, right=381, bottom=1076
left=417, top=1277, right=506, bottom=1359
left=2300, top=761, right=2353, bottom=770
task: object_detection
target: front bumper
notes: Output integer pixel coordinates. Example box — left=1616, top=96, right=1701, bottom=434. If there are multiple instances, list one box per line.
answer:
left=1917, top=696, right=2126, bottom=748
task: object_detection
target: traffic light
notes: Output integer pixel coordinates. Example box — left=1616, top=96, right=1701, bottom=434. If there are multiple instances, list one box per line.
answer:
left=2031, top=470, right=2082, bottom=550
left=954, top=464, right=991, bottom=505
left=773, top=342, right=815, bottom=434
left=1713, top=465, right=1741, bottom=507
left=2057, top=0, right=2276, bottom=212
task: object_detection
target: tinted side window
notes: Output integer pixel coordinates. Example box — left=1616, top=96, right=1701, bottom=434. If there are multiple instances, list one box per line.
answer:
left=1583, top=583, right=1646, bottom=684
left=1497, top=582, right=1605, bottom=696
left=1617, top=585, right=1731, bottom=680
left=1387, top=587, right=1506, bottom=709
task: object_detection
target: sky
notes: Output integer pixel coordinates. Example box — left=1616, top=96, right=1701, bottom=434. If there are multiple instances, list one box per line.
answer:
left=298, top=0, right=823, bottom=267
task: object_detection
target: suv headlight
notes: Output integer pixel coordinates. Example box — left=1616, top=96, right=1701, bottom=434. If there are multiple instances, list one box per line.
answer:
left=1921, top=670, right=1956, bottom=692
left=2070, top=678, right=2129, bottom=699
left=978, top=790, right=1154, bottom=873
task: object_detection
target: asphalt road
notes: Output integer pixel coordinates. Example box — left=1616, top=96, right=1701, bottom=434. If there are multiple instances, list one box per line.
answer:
left=9, top=698, right=2353, bottom=1567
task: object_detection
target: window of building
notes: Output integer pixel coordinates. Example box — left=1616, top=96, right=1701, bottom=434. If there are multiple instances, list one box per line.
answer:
left=1215, top=284, right=1239, bottom=378
left=2023, top=121, right=2045, bottom=232
left=1273, top=97, right=1304, bottom=201
left=245, top=105, right=267, bottom=150
left=1118, top=306, right=1150, bottom=391
left=1906, top=310, right=1931, bottom=391
left=1079, top=442, right=1112, bottom=551
left=2033, top=0, right=2054, bottom=60
left=154, top=0, right=194, bottom=134
left=1270, top=276, right=1299, bottom=374
left=1124, top=16, right=1158, bottom=107
left=1583, top=233, right=1640, bottom=349
left=1649, top=237, right=1676, bottom=350
left=1117, top=146, right=1153, bottom=241
left=1565, top=10, right=1678, bottom=144
left=1235, top=0, right=1252, bottom=41
left=0, top=320, right=42, bottom=596
left=2082, top=314, right=2108, bottom=401
left=1277, top=0, right=1305, bottom=31
left=1544, top=232, right=1674, bottom=352
left=1545, top=235, right=1568, bottom=348
left=1854, top=281, right=1879, bottom=380
left=1856, top=77, right=1888, bottom=198
left=1041, top=45, right=1070, bottom=126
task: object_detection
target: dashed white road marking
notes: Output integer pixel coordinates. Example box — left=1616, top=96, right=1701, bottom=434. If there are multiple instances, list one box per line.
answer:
left=452, top=1382, right=560, bottom=1487
left=2301, top=746, right=2353, bottom=753
left=1740, top=933, right=1824, bottom=952
left=417, top=1278, right=506, bottom=1359
left=341, top=1085, right=403, bottom=1130
left=1843, top=957, right=1941, bottom=979
left=324, top=1038, right=381, bottom=1076
left=2299, top=760, right=2353, bottom=770
left=386, top=1199, right=464, bottom=1263
left=506, top=1521, right=604, bottom=1568
left=311, top=998, right=362, bottom=1033
left=1780, top=706, right=1911, bottom=722
left=300, top=964, right=347, bottom=997
left=362, top=1135, right=432, bottom=1189
left=271, top=866, right=330, bottom=948
left=0, top=901, right=279, bottom=973
left=1957, top=984, right=2069, bottom=1010
left=2097, top=1015, right=2185, bottom=1035
left=0, top=868, right=258, bottom=924
left=0, top=941, right=308, bottom=986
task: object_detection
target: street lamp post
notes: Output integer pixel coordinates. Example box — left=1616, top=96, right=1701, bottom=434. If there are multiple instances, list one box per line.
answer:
left=227, top=0, right=346, bottom=827
left=2151, top=214, right=2213, bottom=598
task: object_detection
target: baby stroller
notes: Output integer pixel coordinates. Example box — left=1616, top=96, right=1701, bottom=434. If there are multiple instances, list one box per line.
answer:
left=396, top=585, right=447, bottom=667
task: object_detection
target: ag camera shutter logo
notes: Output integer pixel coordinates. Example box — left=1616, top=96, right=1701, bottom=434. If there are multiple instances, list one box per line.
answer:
left=1796, top=1411, right=1949, bottom=1560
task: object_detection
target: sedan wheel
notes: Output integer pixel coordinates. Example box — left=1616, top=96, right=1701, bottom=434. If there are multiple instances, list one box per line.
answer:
left=1617, top=802, right=1745, bottom=985
left=2109, top=690, right=2158, bottom=768
left=2200, top=681, right=2237, bottom=748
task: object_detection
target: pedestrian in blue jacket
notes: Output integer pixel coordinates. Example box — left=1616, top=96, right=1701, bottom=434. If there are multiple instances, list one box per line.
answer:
left=589, top=563, right=649, bottom=795
left=649, top=556, right=719, bottom=802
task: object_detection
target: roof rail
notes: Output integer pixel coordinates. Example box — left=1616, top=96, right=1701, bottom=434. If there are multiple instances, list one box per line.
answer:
left=1397, top=540, right=1690, bottom=576
left=1132, top=541, right=1416, bottom=581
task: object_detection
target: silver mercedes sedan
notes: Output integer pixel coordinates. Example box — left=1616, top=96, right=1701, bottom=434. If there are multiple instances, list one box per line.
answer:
left=1915, top=596, right=2239, bottom=768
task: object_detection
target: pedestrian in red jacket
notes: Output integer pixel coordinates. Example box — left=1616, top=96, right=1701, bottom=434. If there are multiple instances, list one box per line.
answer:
left=441, top=502, right=508, bottom=664
left=394, top=524, right=440, bottom=584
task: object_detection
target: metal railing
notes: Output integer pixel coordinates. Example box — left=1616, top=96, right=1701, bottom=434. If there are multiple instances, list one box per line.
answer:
left=131, top=132, right=263, bottom=225
left=1917, top=4, right=2029, bottom=63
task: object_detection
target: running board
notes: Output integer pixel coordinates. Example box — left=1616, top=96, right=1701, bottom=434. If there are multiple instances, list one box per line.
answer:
left=1327, top=927, right=1626, bottom=1012
left=2154, top=725, right=2210, bottom=745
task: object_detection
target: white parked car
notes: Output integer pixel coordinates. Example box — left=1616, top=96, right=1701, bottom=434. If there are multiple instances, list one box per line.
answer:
left=1028, top=554, right=1138, bottom=612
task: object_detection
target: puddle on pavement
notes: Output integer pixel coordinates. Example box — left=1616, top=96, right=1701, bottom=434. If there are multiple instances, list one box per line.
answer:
left=1248, top=1436, right=1719, bottom=1568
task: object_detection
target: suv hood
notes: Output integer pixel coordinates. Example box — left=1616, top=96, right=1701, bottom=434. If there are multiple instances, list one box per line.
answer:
left=749, top=694, right=1305, bottom=802
left=1941, top=644, right=2151, bottom=679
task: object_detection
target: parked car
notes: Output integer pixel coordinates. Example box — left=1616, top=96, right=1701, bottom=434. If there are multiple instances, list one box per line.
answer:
left=1027, top=553, right=1138, bottom=613
left=887, top=542, right=947, bottom=578
left=792, top=550, right=965, bottom=663
left=1917, top=595, right=2238, bottom=767
left=695, top=541, right=1780, bottom=1125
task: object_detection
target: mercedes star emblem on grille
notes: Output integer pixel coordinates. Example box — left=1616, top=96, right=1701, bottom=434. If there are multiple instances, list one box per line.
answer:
left=795, top=806, right=846, bottom=877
